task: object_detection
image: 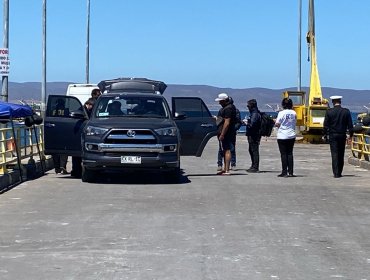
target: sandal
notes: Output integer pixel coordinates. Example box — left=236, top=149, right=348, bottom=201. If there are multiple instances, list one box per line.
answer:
left=217, top=170, right=225, bottom=175
left=222, top=172, right=231, bottom=176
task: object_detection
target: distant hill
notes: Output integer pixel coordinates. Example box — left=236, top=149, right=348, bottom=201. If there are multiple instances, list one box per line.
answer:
left=3, top=81, right=370, bottom=112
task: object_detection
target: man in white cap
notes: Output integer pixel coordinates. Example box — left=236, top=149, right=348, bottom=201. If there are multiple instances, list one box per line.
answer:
left=323, top=95, right=354, bottom=178
left=215, top=93, right=237, bottom=175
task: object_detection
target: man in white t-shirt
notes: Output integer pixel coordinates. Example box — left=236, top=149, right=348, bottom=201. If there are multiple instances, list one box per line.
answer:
left=275, top=98, right=297, bottom=177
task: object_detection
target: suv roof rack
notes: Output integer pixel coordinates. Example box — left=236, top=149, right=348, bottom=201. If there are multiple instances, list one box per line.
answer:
left=97, top=77, right=167, bottom=94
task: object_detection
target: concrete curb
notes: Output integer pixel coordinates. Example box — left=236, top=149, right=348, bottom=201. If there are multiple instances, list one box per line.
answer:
left=0, top=157, right=54, bottom=193
left=348, top=157, right=370, bottom=171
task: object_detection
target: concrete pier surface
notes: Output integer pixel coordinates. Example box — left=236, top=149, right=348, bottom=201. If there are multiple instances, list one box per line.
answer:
left=0, top=136, right=369, bottom=280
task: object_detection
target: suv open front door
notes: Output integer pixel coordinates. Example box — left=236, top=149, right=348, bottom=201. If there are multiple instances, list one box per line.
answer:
left=44, top=95, right=88, bottom=156
left=172, top=97, right=217, bottom=157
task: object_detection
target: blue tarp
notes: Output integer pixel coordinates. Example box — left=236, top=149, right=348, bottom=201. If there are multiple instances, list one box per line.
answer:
left=0, top=101, right=33, bottom=118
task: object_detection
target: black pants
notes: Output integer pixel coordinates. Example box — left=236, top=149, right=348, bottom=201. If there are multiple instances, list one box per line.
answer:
left=277, top=138, right=295, bottom=175
left=52, top=154, right=68, bottom=170
left=248, top=135, right=261, bottom=170
left=71, top=156, right=82, bottom=177
left=329, top=133, right=347, bottom=177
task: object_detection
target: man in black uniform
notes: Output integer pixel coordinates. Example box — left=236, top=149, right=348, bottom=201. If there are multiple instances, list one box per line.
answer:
left=324, top=95, right=354, bottom=178
left=215, top=93, right=237, bottom=175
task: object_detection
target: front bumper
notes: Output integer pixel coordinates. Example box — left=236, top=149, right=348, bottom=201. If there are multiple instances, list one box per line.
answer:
left=82, top=144, right=180, bottom=171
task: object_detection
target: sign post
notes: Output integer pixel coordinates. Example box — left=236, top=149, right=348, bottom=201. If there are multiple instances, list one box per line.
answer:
left=2, top=0, right=9, bottom=102
left=0, top=48, right=9, bottom=76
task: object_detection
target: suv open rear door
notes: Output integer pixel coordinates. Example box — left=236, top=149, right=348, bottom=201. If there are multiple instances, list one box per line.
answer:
left=44, top=95, right=87, bottom=156
left=172, top=97, right=217, bottom=157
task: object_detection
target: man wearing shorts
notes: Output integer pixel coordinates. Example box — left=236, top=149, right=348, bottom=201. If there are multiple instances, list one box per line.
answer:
left=215, top=93, right=237, bottom=175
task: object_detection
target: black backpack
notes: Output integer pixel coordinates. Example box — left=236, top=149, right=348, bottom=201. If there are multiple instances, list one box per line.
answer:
left=234, top=108, right=243, bottom=131
left=259, top=112, right=275, bottom=137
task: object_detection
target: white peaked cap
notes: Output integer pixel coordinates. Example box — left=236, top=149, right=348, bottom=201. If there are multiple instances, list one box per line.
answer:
left=330, top=95, right=343, bottom=100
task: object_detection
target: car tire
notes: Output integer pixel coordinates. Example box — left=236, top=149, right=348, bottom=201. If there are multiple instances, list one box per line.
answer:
left=164, top=167, right=181, bottom=184
left=81, top=167, right=95, bottom=183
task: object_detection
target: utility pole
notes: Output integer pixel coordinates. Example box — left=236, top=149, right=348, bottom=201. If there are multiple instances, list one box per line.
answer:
left=297, top=0, right=302, bottom=91
left=86, top=0, right=90, bottom=84
left=41, top=0, right=47, bottom=115
left=1, top=0, right=9, bottom=102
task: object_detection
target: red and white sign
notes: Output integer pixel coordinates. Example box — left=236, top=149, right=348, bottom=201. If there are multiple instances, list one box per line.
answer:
left=0, top=48, right=10, bottom=76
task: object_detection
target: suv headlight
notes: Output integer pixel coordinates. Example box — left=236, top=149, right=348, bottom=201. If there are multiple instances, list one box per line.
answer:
left=85, top=126, right=109, bottom=136
left=155, top=127, right=178, bottom=136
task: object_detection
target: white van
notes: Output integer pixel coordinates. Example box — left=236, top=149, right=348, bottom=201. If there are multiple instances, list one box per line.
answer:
left=66, top=84, right=99, bottom=104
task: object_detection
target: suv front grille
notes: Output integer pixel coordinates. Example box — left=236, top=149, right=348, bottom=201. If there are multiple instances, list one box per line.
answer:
left=105, top=129, right=157, bottom=145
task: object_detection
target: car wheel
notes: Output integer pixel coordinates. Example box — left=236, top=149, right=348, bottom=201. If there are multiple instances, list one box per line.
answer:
left=81, top=167, right=95, bottom=183
left=164, top=167, right=181, bottom=184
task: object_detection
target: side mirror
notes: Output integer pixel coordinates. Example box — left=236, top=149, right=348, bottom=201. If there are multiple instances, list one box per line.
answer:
left=174, top=112, right=186, bottom=120
left=70, top=110, right=87, bottom=119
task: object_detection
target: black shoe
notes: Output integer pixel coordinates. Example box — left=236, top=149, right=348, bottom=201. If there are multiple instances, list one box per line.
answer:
left=60, top=167, right=69, bottom=175
left=334, top=175, right=342, bottom=178
left=247, top=168, right=259, bottom=173
left=55, top=168, right=61, bottom=174
left=287, top=174, right=296, bottom=177
left=277, top=173, right=288, bottom=177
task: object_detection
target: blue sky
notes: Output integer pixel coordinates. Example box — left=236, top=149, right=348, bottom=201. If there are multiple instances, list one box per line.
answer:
left=3, top=0, right=370, bottom=90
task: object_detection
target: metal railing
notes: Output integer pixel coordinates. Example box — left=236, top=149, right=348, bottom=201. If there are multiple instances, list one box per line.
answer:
left=351, top=126, right=370, bottom=161
left=0, top=123, right=44, bottom=174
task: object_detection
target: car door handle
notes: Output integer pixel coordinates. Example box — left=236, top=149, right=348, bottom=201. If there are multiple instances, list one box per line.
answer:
left=200, top=123, right=214, bottom=127
left=44, top=123, right=56, bottom=127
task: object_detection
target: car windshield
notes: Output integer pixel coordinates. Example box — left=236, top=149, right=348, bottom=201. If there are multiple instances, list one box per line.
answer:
left=94, top=95, right=169, bottom=118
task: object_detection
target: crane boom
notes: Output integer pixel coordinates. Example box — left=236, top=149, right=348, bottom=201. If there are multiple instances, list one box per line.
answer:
left=307, top=0, right=323, bottom=106
left=283, top=0, right=328, bottom=143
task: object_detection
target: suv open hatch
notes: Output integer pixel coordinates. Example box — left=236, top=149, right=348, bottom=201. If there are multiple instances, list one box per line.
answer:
left=44, top=78, right=217, bottom=183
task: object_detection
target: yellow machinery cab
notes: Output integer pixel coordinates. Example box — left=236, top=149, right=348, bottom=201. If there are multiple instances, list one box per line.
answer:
left=283, top=91, right=306, bottom=127
left=283, top=90, right=329, bottom=143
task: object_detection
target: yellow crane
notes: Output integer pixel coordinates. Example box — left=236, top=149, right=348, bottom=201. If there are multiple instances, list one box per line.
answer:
left=283, top=0, right=328, bottom=143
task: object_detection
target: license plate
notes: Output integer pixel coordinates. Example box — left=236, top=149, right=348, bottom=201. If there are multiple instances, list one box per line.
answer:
left=121, top=156, right=141, bottom=164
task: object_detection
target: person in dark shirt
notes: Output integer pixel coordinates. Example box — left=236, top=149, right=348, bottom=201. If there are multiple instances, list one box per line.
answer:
left=215, top=93, right=237, bottom=175
left=91, top=88, right=101, bottom=100
left=245, top=99, right=262, bottom=173
left=324, top=95, right=354, bottom=178
left=52, top=98, right=69, bottom=174
left=216, top=97, right=242, bottom=171
left=71, top=98, right=95, bottom=178
left=84, top=98, right=95, bottom=117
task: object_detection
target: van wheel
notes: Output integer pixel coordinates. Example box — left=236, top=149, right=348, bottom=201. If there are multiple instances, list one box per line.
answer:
left=82, top=167, right=95, bottom=183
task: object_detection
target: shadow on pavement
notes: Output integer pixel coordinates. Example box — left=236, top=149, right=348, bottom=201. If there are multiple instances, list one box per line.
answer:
left=55, top=169, right=191, bottom=185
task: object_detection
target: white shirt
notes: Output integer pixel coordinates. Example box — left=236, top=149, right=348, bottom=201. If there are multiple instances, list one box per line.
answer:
left=276, top=109, right=297, bottom=139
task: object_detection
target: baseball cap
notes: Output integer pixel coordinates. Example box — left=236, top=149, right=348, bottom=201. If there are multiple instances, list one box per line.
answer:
left=215, top=93, right=229, bottom=102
